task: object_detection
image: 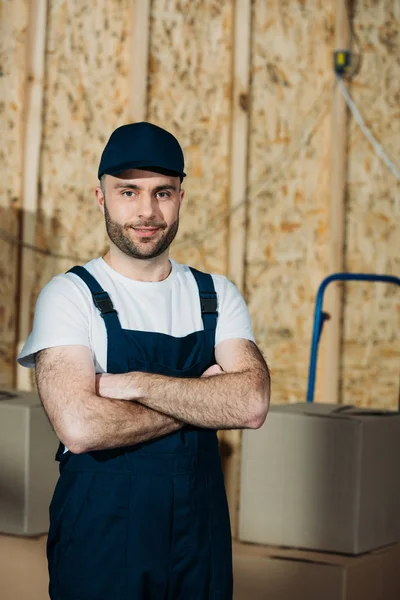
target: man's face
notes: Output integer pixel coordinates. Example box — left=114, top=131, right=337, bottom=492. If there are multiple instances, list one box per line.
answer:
left=96, top=169, right=184, bottom=260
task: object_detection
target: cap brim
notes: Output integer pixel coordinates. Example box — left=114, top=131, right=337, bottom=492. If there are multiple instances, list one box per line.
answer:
left=99, top=160, right=186, bottom=180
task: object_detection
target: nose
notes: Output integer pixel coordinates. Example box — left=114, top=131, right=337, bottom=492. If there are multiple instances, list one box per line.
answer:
left=136, top=193, right=157, bottom=220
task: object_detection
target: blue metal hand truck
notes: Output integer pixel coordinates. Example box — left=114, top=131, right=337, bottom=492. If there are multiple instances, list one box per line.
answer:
left=306, top=273, right=400, bottom=408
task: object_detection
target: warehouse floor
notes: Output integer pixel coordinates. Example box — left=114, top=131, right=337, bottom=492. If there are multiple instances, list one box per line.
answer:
left=0, top=535, right=268, bottom=600
left=234, top=545, right=271, bottom=598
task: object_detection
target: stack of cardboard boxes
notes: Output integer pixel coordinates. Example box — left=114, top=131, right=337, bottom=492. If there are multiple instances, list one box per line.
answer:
left=238, top=403, right=400, bottom=599
left=1, top=393, right=400, bottom=598
left=0, top=390, right=59, bottom=599
left=0, top=390, right=59, bottom=536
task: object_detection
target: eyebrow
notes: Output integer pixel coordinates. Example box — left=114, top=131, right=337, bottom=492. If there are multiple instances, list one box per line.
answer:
left=113, top=183, right=178, bottom=193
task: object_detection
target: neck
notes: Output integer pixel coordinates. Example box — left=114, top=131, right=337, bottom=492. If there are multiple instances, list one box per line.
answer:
left=103, top=245, right=172, bottom=282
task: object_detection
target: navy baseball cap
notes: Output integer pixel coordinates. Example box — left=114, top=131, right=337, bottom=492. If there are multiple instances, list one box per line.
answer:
left=98, top=122, right=186, bottom=181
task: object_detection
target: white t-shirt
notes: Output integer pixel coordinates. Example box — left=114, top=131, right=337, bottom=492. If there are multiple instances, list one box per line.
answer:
left=18, top=258, right=255, bottom=372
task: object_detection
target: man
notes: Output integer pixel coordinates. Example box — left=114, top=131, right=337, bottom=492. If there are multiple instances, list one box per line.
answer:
left=18, top=122, right=270, bottom=600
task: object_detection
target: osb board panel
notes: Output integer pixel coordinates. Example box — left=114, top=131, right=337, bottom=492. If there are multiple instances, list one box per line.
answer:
left=0, top=0, right=28, bottom=386
left=342, top=0, right=400, bottom=410
left=147, top=0, right=233, bottom=275
left=30, top=0, right=131, bottom=312
left=246, top=0, right=334, bottom=404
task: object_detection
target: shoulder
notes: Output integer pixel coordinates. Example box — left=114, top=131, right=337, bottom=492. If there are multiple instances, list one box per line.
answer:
left=172, top=261, right=233, bottom=293
left=38, top=268, right=91, bottom=304
left=17, top=263, right=100, bottom=369
left=35, top=258, right=108, bottom=313
left=48, top=258, right=104, bottom=290
left=172, top=260, right=244, bottom=309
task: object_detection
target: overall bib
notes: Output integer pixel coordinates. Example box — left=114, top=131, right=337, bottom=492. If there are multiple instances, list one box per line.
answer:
left=47, top=265, right=233, bottom=600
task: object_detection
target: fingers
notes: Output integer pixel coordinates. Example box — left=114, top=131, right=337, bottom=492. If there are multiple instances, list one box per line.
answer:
left=201, top=364, right=224, bottom=377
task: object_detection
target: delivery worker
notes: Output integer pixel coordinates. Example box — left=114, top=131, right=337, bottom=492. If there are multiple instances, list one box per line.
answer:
left=18, top=122, right=270, bottom=600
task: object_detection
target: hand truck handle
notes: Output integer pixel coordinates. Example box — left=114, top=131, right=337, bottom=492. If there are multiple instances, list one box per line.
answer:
left=306, top=273, right=400, bottom=404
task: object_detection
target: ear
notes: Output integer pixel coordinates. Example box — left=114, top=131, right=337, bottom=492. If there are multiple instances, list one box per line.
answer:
left=95, top=186, right=105, bottom=215
left=179, top=187, right=185, bottom=208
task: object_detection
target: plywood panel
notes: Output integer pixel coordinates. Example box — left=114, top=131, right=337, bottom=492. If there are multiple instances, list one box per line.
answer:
left=29, top=0, right=132, bottom=310
left=0, top=0, right=29, bottom=387
left=147, top=0, right=234, bottom=275
left=342, top=0, right=400, bottom=410
left=17, top=0, right=48, bottom=391
left=246, top=0, right=334, bottom=405
left=3, top=0, right=398, bottom=413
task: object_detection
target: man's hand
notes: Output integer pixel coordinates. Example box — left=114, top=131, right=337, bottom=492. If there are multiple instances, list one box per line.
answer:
left=96, top=372, right=135, bottom=401
left=201, top=364, right=225, bottom=377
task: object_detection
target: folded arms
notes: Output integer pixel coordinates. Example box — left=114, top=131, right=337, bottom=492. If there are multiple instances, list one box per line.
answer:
left=35, top=339, right=270, bottom=454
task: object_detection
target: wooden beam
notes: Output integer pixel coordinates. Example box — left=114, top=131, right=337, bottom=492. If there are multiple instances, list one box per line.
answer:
left=222, top=0, right=252, bottom=539
left=323, top=0, right=350, bottom=404
left=130, top=0, right=151, bottom=122
left=228, top=0, right=251, bottom=294
left=16, top=0, right=48, bottom=391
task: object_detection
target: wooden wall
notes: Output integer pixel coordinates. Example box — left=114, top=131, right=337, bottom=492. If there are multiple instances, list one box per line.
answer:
left=32, top=0, right=131, bottom=295
left=1, top=0, right=399, bottom=408
left=342, top=0, right=400, bottom=409
left=246, top=0, right=334, bottom=405
left=148, top=0, right=233, bottom=275
left=0, top=0, right=28, bottom=387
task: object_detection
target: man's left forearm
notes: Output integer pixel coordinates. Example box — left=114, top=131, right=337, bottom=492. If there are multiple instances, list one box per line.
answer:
left=98, top=369, right=269, bottom=430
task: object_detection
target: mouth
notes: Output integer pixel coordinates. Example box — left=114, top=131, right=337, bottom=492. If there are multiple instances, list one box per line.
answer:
left=132, top=228, right=160, bottom=238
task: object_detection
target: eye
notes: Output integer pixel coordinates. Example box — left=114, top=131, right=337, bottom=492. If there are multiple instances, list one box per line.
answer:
left=122, top=190, right=135, bottom=198
left=156, top=191, right=170, bottom=199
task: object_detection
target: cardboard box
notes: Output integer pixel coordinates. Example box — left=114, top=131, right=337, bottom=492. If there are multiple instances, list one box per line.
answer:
left=239, top=403, right=400, bottom=554
left=233, top=541, right=400, bottom=600
left=0, top=390, right=59, bottom=535
left=0, top=534, right=48, bottom=600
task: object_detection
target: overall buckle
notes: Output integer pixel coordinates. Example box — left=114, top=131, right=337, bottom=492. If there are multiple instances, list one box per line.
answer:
left=200, top=296, right=218, bottom=314
left=93, top=292, right=116, bottom=315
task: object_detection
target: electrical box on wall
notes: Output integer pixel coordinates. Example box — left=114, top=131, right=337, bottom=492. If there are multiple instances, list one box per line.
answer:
left=334, top=50, right=352, bottom=75
left=0, top=389, right=59, bottom=535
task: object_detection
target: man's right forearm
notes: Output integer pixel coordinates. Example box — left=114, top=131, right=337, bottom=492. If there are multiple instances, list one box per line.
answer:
left=34, top=347, right=184, bottom=455
left=58, top=394, right=183, bottom=454
left=88, top=397, right=183, bottom=452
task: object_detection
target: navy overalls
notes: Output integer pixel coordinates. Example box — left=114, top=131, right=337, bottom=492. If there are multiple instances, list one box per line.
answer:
left=47, top=265, right=233, bottom=600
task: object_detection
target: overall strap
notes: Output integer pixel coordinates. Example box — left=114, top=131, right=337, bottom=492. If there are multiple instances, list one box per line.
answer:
left=189, top=267, right=218, bottom=333
left=67, top=266, right=122, bottom=333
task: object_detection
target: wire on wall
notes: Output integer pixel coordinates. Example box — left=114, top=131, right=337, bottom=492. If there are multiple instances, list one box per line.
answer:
left=0, top=227, right=92, bottom=264
left=336, top=76, right=400, bottom=181
left=343, top=0, right=363, bottom=79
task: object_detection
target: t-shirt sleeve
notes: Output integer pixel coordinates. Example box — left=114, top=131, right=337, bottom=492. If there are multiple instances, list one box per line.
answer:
left=17, top=274, right=93, bottom=368
left=214, top=277, right=256, bottom=346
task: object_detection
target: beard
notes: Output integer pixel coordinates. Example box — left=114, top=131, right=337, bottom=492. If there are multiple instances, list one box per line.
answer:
left=104, top=202, right=179, bottom=260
